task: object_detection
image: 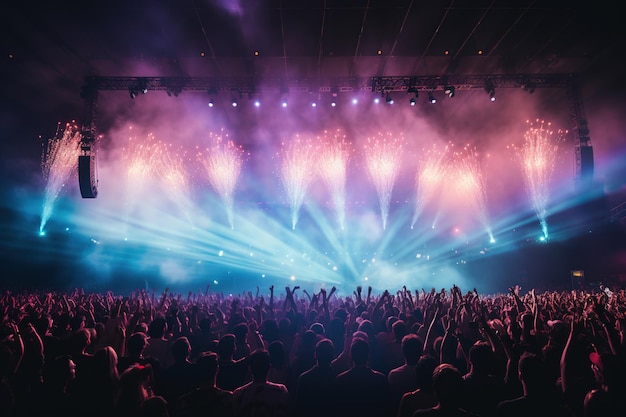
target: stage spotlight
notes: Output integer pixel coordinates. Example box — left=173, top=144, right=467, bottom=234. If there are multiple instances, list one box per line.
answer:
left=231, top=88, right=241, bottom=107
left=128, top=81, right=147, bottom=99
left=280, top=85, right=289, bottom=108
left=374, top=97, right=380, bottom=104
left=352, top=98, right=358, bottom=105
left=385, top=93, right=394, bottom=104
left=311, top=101, right=317, bottom=107
left=207, top=86, right=217, bottom=107
left=254, top=99, right=261, bottom=107
left=131, top=78, right=148, bottom=96
left=444, top=85, right=455, bottom=98
left=428, top=92, right=436, bottom=104
left=408, top=87, right=418, bottom=106
left=485, top=80, right=496, bottom=101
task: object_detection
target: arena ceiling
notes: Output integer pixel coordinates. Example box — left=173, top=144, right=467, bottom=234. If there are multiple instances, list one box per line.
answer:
left=3, top=1, right=624, bottom=104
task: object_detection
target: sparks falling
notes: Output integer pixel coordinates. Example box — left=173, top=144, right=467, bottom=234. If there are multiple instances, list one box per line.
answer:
left=453, top=145, right=493, bottom=241
left=518, top=119, right=563, bottom=240
left=280, top=135, right=318, bottom=230
left=412, top=145, right=447, bottom=228
left=317, top=129, right=351, bottom=230
left=198, top=132, right=244, bottom=229
left=39, top=122, right=82, bottom=233
left=158, top=143, right=192, bottom=223
left=121, top=131, right=164, bottom=216
left=364, top=131, right=404, bottom=230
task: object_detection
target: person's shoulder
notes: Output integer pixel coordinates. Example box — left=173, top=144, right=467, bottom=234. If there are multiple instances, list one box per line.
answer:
left=414, top=408, right=479, bottom=417
left=371, top=367, right=387, bottom=380
left=584, top=387, right=614, bottom=408
left=388, top=365, right=403, bottom=377
left=336, top=368, right=351, bottom=379
left=232, top=381, right=253, bottom=395
left=412, top=407, right=437, bottom=416
left=298, top=365, right=316, bottom=379
left=265, top=381, right=289, bottom=393
left=497, top=396, right=526, bottom=410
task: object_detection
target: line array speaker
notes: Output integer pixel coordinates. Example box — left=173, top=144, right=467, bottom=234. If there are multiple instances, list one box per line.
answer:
left=78, top=155, right=98, bottom=198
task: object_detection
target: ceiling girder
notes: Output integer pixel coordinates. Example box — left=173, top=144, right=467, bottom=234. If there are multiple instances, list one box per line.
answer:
left=79, top=72, right=590, bottom=187
left=81, top=73, right=574, bottom=95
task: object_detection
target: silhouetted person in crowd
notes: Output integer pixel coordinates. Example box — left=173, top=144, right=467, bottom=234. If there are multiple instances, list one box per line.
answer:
left=233, top=322, right=251, bottom=361
left=541, top=319, right=568, bottom=384
left=268, top=340, right=292, bottom=389
left=118, top=331, right=160, bottom=375
left=35, top=314, right=62, bottom=362
left=175, top=352, right=236, bottom=417
left=291, top=330, right=318, bottom=382
left=260, top=319, right=280, bottom=345
left=583, top=351, right=626, bottom=417
left=413, top=363, right=479, bottom=417
left=141, top=395, right=169, bottom=417
left=67, top=327, right=94, bottom=400
left=87, top=345, right=120, bottom=417
left=461, top=341, right=506, bottom=417
left=398, top=354, right=439, bottom=417
left=233, top=348, right=290, bottom=417
left=190, top=317, right=218, bottom=361
left=216, top=333, right=249, bottom=391
left=379, top=319, right=409, bottom=376
left=295, top=338, right=338, bottom=417
left=37, top=354, right=80, bottom=417
left=115, top=363, right=155, bottom=417
left=144, top=318, right=174, bottom=370
left=335, top=337, right=390, bottom=417
left=496, top=352, right=570, bottom=417
left=161, top=336, right=199, bottom=409
left=389, top=333, right=424, bottom=413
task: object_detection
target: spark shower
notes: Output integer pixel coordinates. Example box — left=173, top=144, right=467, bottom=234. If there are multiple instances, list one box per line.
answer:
left=37, top=111, right=572, bottom=293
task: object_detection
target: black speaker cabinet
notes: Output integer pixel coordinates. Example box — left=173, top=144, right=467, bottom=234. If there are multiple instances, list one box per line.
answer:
left=78, top=155, right=98, bottom=198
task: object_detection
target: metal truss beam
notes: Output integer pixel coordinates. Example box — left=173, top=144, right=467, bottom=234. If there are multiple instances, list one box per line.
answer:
left=81, top=73, right=573, bottom=95
left=78, top=73, right=592, bottom=198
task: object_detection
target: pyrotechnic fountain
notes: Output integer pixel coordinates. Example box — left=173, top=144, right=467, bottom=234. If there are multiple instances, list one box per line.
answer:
left=121, top=131, right=163, bottom=222
left=452, top=145, right=494, bottom=242
left=29, top=110, right=576, bottom=294
left=317, top=129, right=351, bottom=230
left=517, top=120, right=563, bottom=241
left=39, top=122, right=82, bottom=234
left=412, top=145, right=447, bottom=229
left=364, top=131, right=404, bottom=230
left=158, top=143, right=193, bottom=224
left=198, top=131, right=244, bottom=229
left=280, top=135, right=318, bottom=230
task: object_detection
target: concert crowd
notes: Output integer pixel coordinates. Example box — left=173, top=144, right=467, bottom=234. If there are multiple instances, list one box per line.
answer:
left=1, top=282, right=624, bottom=417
